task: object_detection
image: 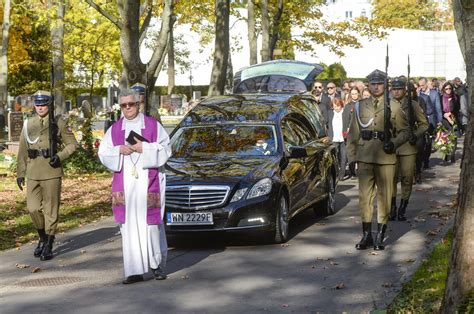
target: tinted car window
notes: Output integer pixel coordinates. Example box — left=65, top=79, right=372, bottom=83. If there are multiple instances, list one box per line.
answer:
left=301, top=99, right=327, bottom=138
left=172, top=124, right=278, bottom=158
left=234, top=75, right=307, bottom=93
left=282, top=116, right=314, bottom=147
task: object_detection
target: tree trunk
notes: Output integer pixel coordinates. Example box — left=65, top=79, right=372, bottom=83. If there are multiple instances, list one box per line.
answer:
left=225, top=51, right=233, bottom=94
left=86, top=0, right=173, bottom=119
left=260, top=0, right=270, bottom=62
left=247, top=0, right=257, bottom=65
left=0, top=0, right=11, bottom=107
left=167, top=22, right=175, bottom=95
left=441, top=0, right=474, bottom=312
left=50, top=0, right=66, bottom=114
left=208, top=0, right=229, bottom=96
left=269, top=0, right=283, bottom=59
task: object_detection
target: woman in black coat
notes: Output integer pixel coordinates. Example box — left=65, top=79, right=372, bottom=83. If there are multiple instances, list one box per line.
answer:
left=440, top=82, right=459, bottom=163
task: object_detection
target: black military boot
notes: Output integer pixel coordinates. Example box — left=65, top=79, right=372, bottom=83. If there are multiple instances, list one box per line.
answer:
left=389, top=197, right=397, bottom=221
left=398, top=199, right=408, bottom=221
left=355, top=222, right=373, bottom=250
left=34, top=229, right=47, bottom=257
left=373, top=223, right=387, bottom=250
left=415, top=171, right=422, bottom=184
left=40, top=235, right=55, bottom=261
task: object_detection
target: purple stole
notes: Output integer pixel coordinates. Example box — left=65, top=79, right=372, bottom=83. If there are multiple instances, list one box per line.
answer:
left=110, top=116, right=162, bottom=224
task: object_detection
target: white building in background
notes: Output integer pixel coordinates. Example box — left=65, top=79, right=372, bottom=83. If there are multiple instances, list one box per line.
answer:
left=152, top=0, right=465, bottom=86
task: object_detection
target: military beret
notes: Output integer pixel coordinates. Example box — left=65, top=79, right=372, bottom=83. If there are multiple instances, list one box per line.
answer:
left=391, top=77, right=407, bottom=89
left=31, top=90, right=52, bottom=106
left=366, top=69, right=386, bottom=84
left=131, top=83, right=146, bottom=95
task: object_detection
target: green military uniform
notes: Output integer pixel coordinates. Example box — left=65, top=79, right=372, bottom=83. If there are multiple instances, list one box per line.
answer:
left=16, top=91, right=77, bottom=260
left=346, top=70, right=410, bottom=250
left=391, top=80, right=429, bottom=221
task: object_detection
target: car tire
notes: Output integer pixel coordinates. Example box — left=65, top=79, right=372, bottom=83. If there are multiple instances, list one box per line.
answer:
left=313, top=174, right=336, bottom=216
left=273, top=194, right=289, bottom=244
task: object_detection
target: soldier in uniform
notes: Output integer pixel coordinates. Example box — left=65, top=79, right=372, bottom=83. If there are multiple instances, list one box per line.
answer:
left=347, top=70, right=409, bottom=250
left=390, top=78, right=429, bottom=221
left=16, top=91, right=78, bottom=260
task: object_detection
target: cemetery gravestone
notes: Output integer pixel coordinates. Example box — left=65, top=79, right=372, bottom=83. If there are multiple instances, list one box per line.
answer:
left=8, top=112, right=23, bottom=142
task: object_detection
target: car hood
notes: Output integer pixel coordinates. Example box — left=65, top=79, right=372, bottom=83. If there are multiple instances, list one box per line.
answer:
left=165, top=157, right=280, bottom=185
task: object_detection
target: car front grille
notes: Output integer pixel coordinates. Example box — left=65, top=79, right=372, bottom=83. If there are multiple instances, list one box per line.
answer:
left=166, top=185, right=231, bottom=210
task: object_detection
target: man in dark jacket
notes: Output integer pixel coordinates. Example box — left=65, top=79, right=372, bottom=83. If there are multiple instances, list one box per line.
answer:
left=311, top=80, right=331, bottom=127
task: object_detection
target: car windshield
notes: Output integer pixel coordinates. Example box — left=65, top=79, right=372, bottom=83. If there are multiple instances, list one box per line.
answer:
left=171, top=124, right=278, bottom=158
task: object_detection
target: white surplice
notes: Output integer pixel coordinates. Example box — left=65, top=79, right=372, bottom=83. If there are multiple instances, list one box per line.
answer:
left=98, top=113, right=171, bottom=277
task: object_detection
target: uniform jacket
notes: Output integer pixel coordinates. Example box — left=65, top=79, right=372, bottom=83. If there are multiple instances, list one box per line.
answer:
left=395, top=97, right=429, bottom=156
left=17, top=114, right=78, bottom=180
left=346, top=95, right=409, bottom=165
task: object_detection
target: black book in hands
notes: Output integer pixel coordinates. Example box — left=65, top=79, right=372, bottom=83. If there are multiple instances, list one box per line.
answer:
left=126, top=130, right=149, bottom=145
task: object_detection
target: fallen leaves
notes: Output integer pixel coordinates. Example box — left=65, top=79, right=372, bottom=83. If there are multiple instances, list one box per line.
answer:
left=369, top=251, right=380, bottom=256
left=427, top=229, right=440, bottom=236
left=31, top=267, right=41, bottom=273
left=335, top=282, right=346, bottom=289
left=15, top=263, right=29, bottom=269
left=413, top=216, right=426, bottom=223
left=405, top=258, right=416, bottom=263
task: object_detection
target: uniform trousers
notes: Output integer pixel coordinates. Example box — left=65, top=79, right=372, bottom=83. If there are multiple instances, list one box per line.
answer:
left=394, top=154, right=416, bottom=200
left=358, top=162, right=395, bottom=225
left=27, top=178, right=62, bottom=235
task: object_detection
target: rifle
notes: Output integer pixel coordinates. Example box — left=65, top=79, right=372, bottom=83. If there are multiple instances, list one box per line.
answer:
left=407, top=55, right=416, bottom=145
left=384, top=45, right=392, bottom=147
left=49, top=63, right=58, bottom=162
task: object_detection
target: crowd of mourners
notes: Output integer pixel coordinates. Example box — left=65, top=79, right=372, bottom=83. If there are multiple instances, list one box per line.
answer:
left=312, top=76, right=469, bottom=182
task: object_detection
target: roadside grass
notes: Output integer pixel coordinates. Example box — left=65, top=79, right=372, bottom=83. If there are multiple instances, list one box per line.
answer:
left=0, top=173, right=112, bottom=251
left=388, top=229, right=453, bottom=313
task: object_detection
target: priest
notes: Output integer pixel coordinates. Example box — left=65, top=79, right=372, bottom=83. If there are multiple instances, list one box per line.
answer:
left=98, top=88, right=171, bottom=284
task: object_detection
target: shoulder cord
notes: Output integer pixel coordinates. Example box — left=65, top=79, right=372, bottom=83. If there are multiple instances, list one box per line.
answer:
left=23, top=119, right=39, bottom=145
left=355, top=101, right=374, bottom=129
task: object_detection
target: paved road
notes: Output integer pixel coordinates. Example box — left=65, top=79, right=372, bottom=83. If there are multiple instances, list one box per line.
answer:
left=0, top=148, right=461, bottom=313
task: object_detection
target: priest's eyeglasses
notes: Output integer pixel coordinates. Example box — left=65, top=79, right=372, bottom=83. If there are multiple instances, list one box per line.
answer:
left=120, top=102, right=139, bottom=109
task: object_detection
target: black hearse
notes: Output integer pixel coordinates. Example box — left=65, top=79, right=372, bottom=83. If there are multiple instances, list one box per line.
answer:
left=164, top=60, right=338, bottom=243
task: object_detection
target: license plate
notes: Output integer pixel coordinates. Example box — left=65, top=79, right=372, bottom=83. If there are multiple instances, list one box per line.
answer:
left=167, top=212, right=213, bottom=225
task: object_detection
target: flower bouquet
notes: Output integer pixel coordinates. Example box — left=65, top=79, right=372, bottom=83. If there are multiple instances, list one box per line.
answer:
left=433, top=124, right=457, bottom=160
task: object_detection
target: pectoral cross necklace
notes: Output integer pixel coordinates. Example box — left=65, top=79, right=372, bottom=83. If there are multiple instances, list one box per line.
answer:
left=129, top=154, right=141, bottom=179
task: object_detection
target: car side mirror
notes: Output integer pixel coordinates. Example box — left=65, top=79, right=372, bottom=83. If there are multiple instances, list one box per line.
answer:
left=289, top=146, right=307, bottom=158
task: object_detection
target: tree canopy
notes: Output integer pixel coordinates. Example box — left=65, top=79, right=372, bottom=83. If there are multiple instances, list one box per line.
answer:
left=371, top=0, right=454, bottom=30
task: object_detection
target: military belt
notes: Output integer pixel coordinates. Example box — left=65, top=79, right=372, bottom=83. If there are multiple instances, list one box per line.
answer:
left=27, top=149, right=51, bottom=159
left=360, top=130, right=385, bottom=141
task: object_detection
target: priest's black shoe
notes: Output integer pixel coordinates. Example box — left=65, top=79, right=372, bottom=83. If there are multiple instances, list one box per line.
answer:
left=40, top=235, right=55, bottom=261
left=355, top=222, right=373, bottom=250
left=373, top=223, right=387, bottom=250
left=122, top=275, right=144, bottom=284
left=34, top=229, right=47, bottom=258
left=152, top=267, right=167, bottom=280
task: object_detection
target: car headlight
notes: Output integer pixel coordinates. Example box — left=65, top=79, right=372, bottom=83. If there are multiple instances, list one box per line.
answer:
left=230, top=188, right=248, bottom=203
left=247, top=178, right=272, bottom=199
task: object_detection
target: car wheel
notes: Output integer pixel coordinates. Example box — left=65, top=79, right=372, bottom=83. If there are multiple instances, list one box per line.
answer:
left=313, top=174, right=336, bottom=216
left=274, top=194, right=289, bottom=243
